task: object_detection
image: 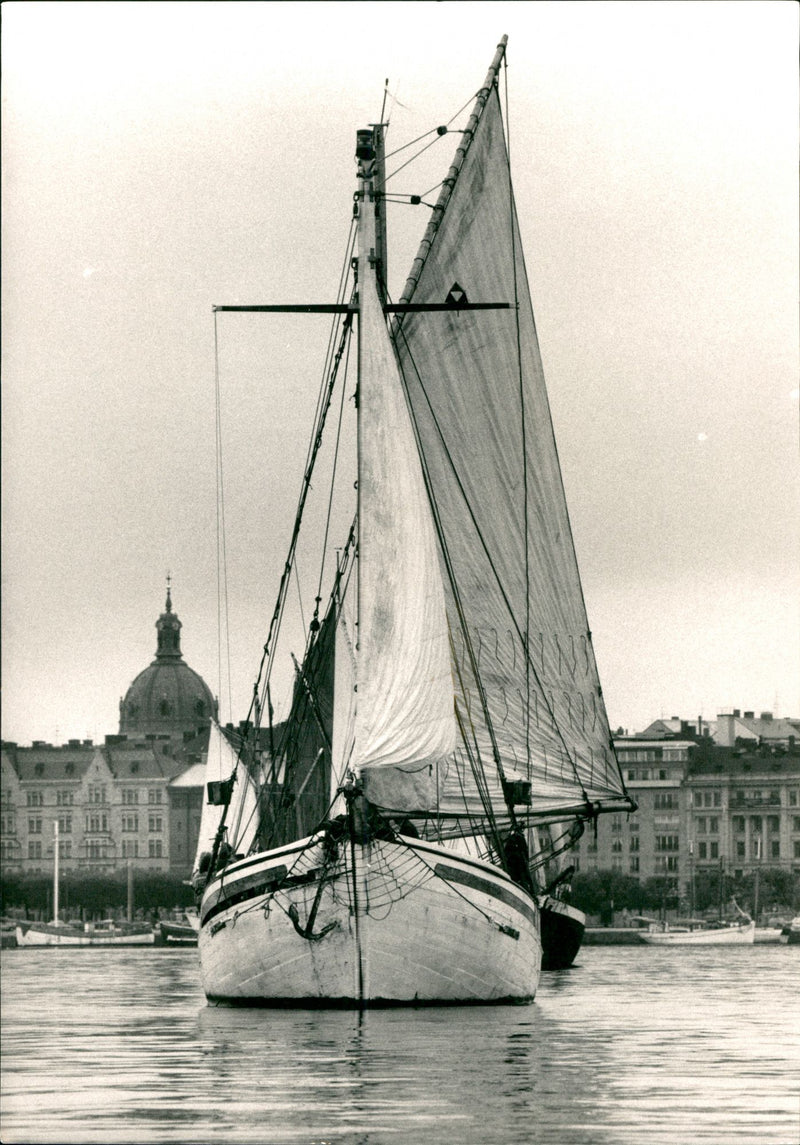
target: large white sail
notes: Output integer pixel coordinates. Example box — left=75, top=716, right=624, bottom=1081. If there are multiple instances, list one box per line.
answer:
left=192, top=721, right=260, bottom=874
left=353, top=194, right=456, bottom=810
left=395, top=88, right=630, bottom=820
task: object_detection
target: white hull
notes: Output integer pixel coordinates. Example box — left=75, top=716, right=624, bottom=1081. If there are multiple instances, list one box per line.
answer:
left=199, top=834, right=541, bottom=1005
left=640, top=921, right=755, bottom=946
left=15, top=923, right=155, bottom=947
left=754, top=928, right=783, bottom=944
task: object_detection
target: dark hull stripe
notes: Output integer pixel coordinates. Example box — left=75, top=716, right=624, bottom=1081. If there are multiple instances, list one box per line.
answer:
left=432, top=863, right=537, bottom=927
left=200, top=864, right=326, bottom=928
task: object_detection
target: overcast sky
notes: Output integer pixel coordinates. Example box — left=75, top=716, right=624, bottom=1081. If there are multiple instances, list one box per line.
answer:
left=2, top=0, right=798, bottom=746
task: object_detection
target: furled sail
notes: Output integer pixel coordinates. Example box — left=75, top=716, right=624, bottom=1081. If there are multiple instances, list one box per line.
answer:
left=353, top=196, right=457, bottom=811
left=394, top=86, right=630, bottom=821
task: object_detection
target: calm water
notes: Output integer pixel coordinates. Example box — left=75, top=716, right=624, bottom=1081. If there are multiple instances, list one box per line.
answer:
left=1, top=944, right=797, bottom=1144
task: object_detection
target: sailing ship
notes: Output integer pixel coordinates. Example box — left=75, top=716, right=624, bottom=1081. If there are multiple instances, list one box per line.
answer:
left=195, top=36, right=633, bottom=1006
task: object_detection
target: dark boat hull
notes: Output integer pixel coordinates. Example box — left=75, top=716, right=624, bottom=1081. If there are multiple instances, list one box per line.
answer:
left=158, top=921, right=198, bottom=946
left=538, top=896, right=586, bottom=970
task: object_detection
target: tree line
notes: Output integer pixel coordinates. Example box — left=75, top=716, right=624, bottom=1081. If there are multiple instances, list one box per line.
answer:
left=570, top=867, right=799, bottom=919
left=1, top=873, right=194, bottom=918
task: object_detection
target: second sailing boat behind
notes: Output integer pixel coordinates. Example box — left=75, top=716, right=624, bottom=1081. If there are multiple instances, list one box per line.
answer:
left=195, top=36, right=633, bottom=1006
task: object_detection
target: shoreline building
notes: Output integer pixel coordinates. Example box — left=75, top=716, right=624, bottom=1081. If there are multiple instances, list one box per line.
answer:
left=1, top=587, right=216, bottom=880
left=571, top=711, right=800, bottom=903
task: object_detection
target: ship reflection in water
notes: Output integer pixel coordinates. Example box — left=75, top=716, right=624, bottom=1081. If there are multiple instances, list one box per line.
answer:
left=0, top=946, right=796, bottom=1144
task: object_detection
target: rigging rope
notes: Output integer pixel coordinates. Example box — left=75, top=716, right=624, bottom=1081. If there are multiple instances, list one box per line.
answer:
left=213, top=315, right=234, bottom=724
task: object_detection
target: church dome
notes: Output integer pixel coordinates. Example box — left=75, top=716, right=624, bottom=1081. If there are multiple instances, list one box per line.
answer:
left=119, top=584, right=217, bottom=738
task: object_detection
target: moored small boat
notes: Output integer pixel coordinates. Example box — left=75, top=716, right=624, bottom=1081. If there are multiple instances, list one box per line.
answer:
left=15, top=919, right=155, bottom=947
left=157, top=916, right=199, bottom=946
left=538, top=896, right=586, bottom=969
left=639, top=919, right=755, bottom=946
left=779, top=916, right=800, bottom=945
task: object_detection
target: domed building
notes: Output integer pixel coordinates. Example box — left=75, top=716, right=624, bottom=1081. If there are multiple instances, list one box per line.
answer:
left=119, top=583, right=217, bottom=740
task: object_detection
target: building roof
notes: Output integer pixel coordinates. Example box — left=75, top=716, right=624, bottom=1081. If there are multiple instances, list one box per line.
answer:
left=6, top=743, right=94, bottom=782
left=118, top=586, right=217, bottom=739
left=169, top=762, right=207, bottom=788
left=688, top=743, right=800, bottom=777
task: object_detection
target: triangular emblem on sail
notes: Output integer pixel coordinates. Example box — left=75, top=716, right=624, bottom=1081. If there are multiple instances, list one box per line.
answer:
left=445, top=282, right=468, bottom=307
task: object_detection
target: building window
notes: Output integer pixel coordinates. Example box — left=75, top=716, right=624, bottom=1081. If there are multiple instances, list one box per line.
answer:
left=767, top=816, right=780, bottom=833
left=26, top=791, right=44, bottom=807
left=122, top=815, right=138, bottom=833
left=655, top=835, right=679, bottom=853
left=793, top=817, right=800, bottom=833
left=710, top=842, right=719, bottom=860
left=28, top=818, right=42, bottom=834
left=148, top=839, right=163, bottom=858
left=771, top=840, right=780, bottom=860
left=148, top=790, right=162, bottom=805
left=789, top=790, right=798, bottom=807
left=698, top=842, right=707, bottom=859
left=59, top=840, right=72, bottom=859
left=708, top=818, right=719, bottom=834
left=654, top=793, right=677, bottom=810
left=88, top=786, right=106, bottom=804
left=56, top=791, right=74, bottom=806
left=612, top=839, right=622, bottom=853
left=1, top=814, right=15, bottom=834
left=733, top=816, right=745, bottom=833
left=658, top=769, right=667, bottom=780
left=627, top=769, right=636, bottom=781
left=28, top=841, right=42, bottom=859
left=148, top=816, right=162, bottom=833
left=794, top=841, right=800, bottom=859
left=121, top=840, right=139, bottom=858
left=629, top=836, right=640, bottom=852
left=122, top=790, right=138, bottom=805
left=629, top=818, right=639, bottom=832
left=629, top=856, right=639, bottom=873
left=750, top=816, right=762, bottom=833
left=58, top=815, right=72, bottom=834
left=696, top=817, right=707, bottom=834
left=736, top=840, right=745, bottom=858
left=611, top=816, right=622, bottom=832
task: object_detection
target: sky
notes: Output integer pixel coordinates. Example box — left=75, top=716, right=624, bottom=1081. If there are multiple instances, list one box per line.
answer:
left=2, top=0, right=798, bottom=746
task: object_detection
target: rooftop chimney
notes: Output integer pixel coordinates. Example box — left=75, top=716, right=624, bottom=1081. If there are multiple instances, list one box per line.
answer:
left=761, top=711, right=773, bottom=721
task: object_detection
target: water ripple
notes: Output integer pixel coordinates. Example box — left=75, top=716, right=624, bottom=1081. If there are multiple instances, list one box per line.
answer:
left=1, top=945, right=797, bottom=1143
